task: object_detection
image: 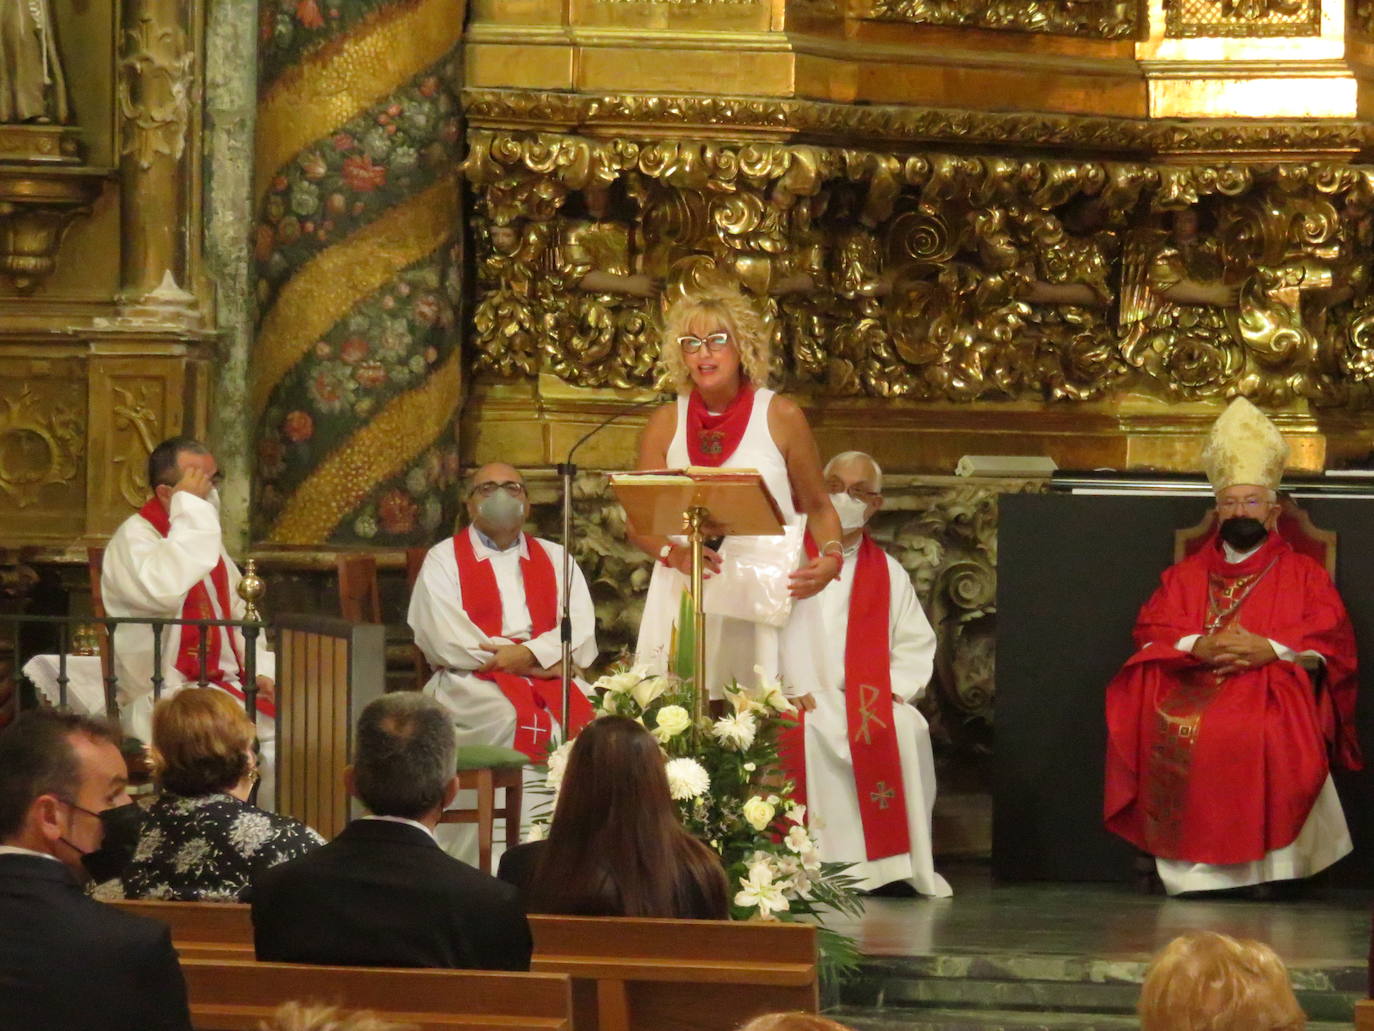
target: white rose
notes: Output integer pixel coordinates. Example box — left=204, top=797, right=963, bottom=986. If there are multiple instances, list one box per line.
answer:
left=665, top=757, right=710, bottom=800
left=710, top=711, right=757, bottom=751
left=653, top=704, right=692, bottom=741
left=742, top=795, right=776, bottom=831
left=630, top=675, right=670, bottom=710
left=544, top=740, right=574, bottom=793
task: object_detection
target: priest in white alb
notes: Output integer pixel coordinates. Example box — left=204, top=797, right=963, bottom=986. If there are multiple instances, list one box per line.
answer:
left=783, top=451, right=952, bottom=898
left=102, top=436, right=278, bottom=806
left=408, top=462, right=598, bottom=852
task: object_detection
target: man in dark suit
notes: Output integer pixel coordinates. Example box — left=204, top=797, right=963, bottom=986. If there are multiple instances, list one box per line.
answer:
left=0, top=709, right=192, bottom=1031
left=252, top=691, right=532, bottom=969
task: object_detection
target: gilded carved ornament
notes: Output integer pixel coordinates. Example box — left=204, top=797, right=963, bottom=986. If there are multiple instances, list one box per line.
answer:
left=118, top=10, right=195, bottom=169
left=462, top=130, right=1374, bottom=407
left=0, top=386, right=84, bottom=509
left=866, top=0, right=1140, bottom=38
left=1163, top=0, right=1320, bottom=37
left=110, top=383, right=161, bottom=510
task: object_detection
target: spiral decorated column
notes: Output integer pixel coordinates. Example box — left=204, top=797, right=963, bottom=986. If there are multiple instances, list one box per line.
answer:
left=251, top=0, right=466, bottom=547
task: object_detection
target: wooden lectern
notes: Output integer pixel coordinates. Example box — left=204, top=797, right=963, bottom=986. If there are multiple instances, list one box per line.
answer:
left=610, top=468, right=784, bottom=717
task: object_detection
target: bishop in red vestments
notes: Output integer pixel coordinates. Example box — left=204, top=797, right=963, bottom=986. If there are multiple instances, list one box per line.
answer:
left=1104, top=399, right=1360, bottom=895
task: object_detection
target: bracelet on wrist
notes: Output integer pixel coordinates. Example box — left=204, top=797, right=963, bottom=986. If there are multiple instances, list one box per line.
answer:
left=658, top=543, right=674, bottom=567
left=820, top=539, right=844, bottom=571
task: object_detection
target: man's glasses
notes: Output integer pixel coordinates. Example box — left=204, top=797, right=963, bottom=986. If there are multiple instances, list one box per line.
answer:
left=825, top=481, right=881, bottom=503
left=678, top=333, right=732, bottom=355
left=1217, top=495, right=1272, bottom=513
left=470, top=481, right=526, bottom=498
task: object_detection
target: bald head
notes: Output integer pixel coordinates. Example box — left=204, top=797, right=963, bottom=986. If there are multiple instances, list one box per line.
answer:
left=468, top=463, right=524, bottom=496
left=465, top=463, right=530, bottom=548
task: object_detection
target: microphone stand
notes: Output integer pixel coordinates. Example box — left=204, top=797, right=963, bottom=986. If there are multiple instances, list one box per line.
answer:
left=558, top=393, right=663, bottom=741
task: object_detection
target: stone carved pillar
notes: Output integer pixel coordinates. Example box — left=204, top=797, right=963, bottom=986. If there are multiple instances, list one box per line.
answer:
left=250, top=0, right=467, bottom=548
left=118, top=0, right=195, bottom=303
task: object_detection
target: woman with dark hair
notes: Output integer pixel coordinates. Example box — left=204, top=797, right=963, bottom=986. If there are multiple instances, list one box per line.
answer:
left=98, top=688, right=321, bottom=901
left=498, top=716, right=729, bottom=918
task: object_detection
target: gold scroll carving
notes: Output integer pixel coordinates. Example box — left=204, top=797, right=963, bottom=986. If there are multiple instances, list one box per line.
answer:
left=1163, top=0, right=1321, bottom=37
left=866, top=0, right=1140, bottom=38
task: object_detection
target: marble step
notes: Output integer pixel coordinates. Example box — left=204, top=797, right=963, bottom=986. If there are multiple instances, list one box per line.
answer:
left=830, top=1007, right=1353, bottom=1031
left=840, top=952, right=1366, bottom=1024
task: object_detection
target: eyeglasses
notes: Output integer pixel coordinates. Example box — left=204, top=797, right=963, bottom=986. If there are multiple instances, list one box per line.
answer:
left=678, top=333, right=732, bottom=355
left=1216, top=495, right=1273, bottom=513
left=825, top=481, right=880, bottom=503
left=470, top=481, right=526, bottom=498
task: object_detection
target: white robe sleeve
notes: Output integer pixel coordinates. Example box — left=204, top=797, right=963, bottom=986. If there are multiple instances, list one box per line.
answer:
left=407, top=542, right=501, bottom=673
left=101, top=493, right=222, bottom=616
left=523, top=541, right=598, bottom=671
left=886, top=554, right=937, bottom=705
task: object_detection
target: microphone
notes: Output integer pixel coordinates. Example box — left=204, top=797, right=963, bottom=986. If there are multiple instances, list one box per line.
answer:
left=556, top=391, right=665, bottom=739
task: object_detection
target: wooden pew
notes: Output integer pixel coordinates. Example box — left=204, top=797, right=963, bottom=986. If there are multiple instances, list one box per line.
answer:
left=111, top=898, right=253, bottom=959
left=528, top=915, right=818, bottom=1031
left=180, top=958, right=572, bottom=1031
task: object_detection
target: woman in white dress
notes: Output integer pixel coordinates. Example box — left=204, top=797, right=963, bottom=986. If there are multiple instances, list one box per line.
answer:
left=631, top=280, right=842, bottom=698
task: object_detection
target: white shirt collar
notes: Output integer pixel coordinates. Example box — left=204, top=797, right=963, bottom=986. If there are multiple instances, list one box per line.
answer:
left=470, top=524, right=528, bottom=560
left=0, top=845, right=62, bottom=863
left=357, top=814, right=439, bottom=843
left=1222, top=540, right=1264, bottom=564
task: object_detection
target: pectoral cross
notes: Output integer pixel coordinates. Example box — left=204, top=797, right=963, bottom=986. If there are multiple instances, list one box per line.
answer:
left=870, top=781, right=895, bottom=810
left=520, top=716, right=548, bottom=740
left=853, top=683, right=888, bottom=745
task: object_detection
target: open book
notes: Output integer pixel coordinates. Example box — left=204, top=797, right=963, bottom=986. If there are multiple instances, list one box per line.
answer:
left=609, top=467, right=785, bottom=538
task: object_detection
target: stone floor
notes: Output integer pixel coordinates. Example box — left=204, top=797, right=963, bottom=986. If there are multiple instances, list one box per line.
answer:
left=825, top=862, right=1372, bottom=1030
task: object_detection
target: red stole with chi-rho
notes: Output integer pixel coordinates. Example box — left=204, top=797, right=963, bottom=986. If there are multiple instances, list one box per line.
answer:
left=782, top=533, right=911, bottom=860
left=136, top=498, right=273, bottom=717
left=453, top=527, right=594, bottom=759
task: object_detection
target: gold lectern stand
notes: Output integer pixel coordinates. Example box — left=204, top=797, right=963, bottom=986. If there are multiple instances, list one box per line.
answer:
left=610, top=468, right=784, bottom=718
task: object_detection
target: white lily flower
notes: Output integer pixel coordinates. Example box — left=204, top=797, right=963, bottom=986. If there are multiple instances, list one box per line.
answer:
left=734, top=864, right=789, bottom=918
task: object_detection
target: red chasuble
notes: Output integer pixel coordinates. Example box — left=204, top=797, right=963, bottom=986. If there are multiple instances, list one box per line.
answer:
left=685, top=383, right=754, bottom=466
left=1104, top=533, right=1359, bottom=865
left=781, top=533, right=912, bottom=860
left=136, top=498, right=274, bottom=718
left=452, top=528, right=595, bottom=760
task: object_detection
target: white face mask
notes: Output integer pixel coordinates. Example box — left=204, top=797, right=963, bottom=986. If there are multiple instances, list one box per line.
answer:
left=829, top=492, right=870, bottom=532
left=477, top=489, right=525, bottom=532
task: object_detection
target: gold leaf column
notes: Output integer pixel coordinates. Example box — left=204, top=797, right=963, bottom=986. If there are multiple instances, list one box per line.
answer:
left=252, top=0, right=467, bottom=547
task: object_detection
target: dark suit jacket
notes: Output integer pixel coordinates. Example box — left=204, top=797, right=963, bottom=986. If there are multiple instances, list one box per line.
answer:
left=251, top=818, right=532, bottom=970
left=0, top=852, right=192, bottom=1031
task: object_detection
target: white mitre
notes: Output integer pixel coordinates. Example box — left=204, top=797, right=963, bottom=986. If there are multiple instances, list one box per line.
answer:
left=1201, top=397, right=1289, bottom=492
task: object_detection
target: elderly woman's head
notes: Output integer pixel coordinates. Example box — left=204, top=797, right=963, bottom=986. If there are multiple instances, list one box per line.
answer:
left=659, top=283, right=771, bottom=395
left=151, top=689, right=256, bottom=797
left=1138, top=932, right=1305, bottom=1031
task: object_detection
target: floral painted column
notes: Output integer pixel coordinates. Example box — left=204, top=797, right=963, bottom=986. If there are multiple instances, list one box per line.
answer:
left=251, top=0, right=465, bottom=546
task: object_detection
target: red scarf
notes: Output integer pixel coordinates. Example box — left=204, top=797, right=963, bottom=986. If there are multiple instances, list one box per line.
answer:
left=781, top=533, right=912, bottom=861
left=453, top=527, right=594, bottom=760
left=686, top=383, right=755, bottom=466
left=137, top=498, right=273, bottom=718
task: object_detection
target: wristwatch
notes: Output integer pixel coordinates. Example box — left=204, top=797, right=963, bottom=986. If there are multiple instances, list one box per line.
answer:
left=659, top=543, right=674, bottom=566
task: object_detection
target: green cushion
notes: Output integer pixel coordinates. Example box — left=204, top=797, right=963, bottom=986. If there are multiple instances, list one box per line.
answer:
left=455, top=744, right=530, bottom=771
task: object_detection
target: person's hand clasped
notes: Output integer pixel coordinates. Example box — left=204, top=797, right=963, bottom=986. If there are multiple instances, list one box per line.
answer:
left=666, top=543, right=722, bottom=579
left=1194, top=623, right=1277, bottom=676
left=172, top=465, right=213, bottom=499
left=480, top=643, right=537, bottom=675
left=254, top=675, right=276, bottom=704
left=789, top=554, right=841, bottom=600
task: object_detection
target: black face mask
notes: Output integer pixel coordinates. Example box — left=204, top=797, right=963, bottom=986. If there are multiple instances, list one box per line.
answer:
left=62, top=801, right=144, bottom=882
left=1219, top=516, right=1268, bottom=552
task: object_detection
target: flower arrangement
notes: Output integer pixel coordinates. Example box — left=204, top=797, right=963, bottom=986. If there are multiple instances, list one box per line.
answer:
left=530, top=665, right=863, bottom=977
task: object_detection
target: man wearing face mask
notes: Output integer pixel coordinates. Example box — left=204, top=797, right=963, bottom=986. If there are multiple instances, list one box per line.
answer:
left=1105, top=398, right=1360, bottom=896
left=0, top=709, right=192, bottom=1031
left=102, top=436, right=278, bottom=807
left=408, top=463, right=598, bottom=857
left=781, top=451, right=952, bottom=898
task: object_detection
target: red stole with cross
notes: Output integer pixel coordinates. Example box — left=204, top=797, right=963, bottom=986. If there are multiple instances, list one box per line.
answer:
left=453, top=527, right=595, bottom=760
left=781, top=533, right=912, bottom=860
left=136, top=498, right=273, bottom=718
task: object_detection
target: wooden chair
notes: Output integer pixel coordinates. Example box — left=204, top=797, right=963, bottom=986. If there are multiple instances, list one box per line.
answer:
left=528, top=915, right=818, bottom=1031
left=405, top=544, right=433, bottom=690
left=110, top=898, right=253, bottom=960
left=179, top=957, right=572, bottom=1031
left=1174, top=495, right=1337, bottom=577
left=336, top=553, right=382, bottom=624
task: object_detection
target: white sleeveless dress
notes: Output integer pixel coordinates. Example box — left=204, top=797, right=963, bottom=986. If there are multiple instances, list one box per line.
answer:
left=634, top=388, right=827, bottom=698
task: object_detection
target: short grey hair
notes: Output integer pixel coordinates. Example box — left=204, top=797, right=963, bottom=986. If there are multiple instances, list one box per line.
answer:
left=824, top=451, right=883, bottom=492
left=352, top=693, right=455, bottom=819
left=1214, top=486, right=1278, bottom=504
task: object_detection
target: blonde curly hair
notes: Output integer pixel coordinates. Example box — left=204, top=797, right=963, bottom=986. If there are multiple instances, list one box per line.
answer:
left=1138, top=932, right=1306, bottom=1031
left=658, top=283, right=772, bottom=394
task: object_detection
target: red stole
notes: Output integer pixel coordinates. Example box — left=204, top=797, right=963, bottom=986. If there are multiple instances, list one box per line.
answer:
left=685, top=383, right=754, bottom=466
left=453, top=528, right=594, bottom=760
left=136, top=498, right=273, bottom=718
left=1104, top=534, right=1360, bottom=865
left=782, top=533, right=912, bottom=861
